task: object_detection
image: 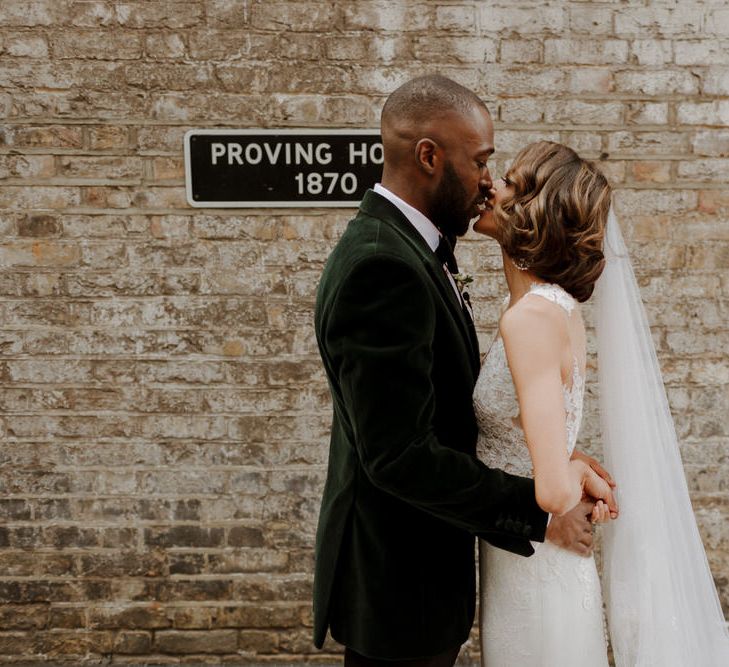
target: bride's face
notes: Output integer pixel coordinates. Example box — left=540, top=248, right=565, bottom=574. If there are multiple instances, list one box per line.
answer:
left=472, top=176, right=514, bottom=239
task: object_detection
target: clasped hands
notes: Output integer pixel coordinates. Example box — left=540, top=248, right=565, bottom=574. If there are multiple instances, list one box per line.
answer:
left=546, top=450, right=618, bottom=557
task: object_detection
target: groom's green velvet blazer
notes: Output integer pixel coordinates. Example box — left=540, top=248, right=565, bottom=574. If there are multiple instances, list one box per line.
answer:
left=313, top=190, right=548, bottom=660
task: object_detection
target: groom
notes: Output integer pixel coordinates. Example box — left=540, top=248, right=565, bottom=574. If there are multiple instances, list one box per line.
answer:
left=313, top=75, right=606, bottom=666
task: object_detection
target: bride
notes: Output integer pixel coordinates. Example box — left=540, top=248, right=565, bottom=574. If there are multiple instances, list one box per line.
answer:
left=472, top=141, right=729, bottom=666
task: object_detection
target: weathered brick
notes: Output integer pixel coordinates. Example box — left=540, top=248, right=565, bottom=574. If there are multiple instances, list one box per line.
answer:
left=213, top=604, right=301, bottom=629
left=144, top=526, right=225, bottom=549
left=560, top=131, right=601, bottom=155
left=239, top=629, right=279, bottom=653
left=79, top=552, right=165, bottom=578
left=36, top=629, right=115, bottom=655
left=208, top=549, right=289, bottom=574
left=479, top=5, right=566, bottom=34
left=115, top=2, right=203, bottom=29
left=149, top=157, right=184, bottom=182
left=678, top=158, right=729, bottom=182
left=251, top=1, right=338, bottom=31
left=50, top=29, right=143, bottom=59
left=569, top=5, right=614, bottom=35
left=567, top=68, right=613, bottom=94
left=113, top=630, right=152, bottom=654
left=168, top=552, right=206, bottom=576
left=705, top=8, right=729, bottom=37
left=170, top=607, right=213, bottom=629
left=188, top=30, right=274, bottom=61
left=615, top=7, right=703, bottom=36
left=48, top=607, right=85, bottom=629
left=606, top=131, right=687, bottom=156
left=613, top=189, right=697, bottom=217
left=0, top=240, right=81, bottom=266
left=615, top=69, right=699, bottom=96
left=674, top=39, right=729, bottom=65
left=88, top=606, right=172, bottom=630
left=413, top=36, right=497, bottom=64
left=499, top=99, right=543, bottom=124
left=691, top=129, right=729, bottom=157
left=434, top=5, right=476, bottom=32
left=678, top=101, right=729, bottom=126
left=87, top=125, right=128, bottom=150
left=483, top=66, right=567, bottom=97
left=67, top=0, right=115, bottom=27
left=204, top=0, right=249, bottom=28
left=144, top=33, right=187, bottom=59
left=57, top=155, right=143, bottom=180
left=499, top=39, right=542, bottom=64
left=627, top=101, right=669, bottom=126
left=343, top=2, right=432, bottom=31
left=4, top=33, right=49, bottom=57
left=0, top=0, right=60, bottom=26
left=630, top=161, right=672, bottom=184
left=703, top=67, right=729, bottom=96
left=543, top=100, right=624, bottom=125
left=1, top=124, right=82, bottom=148
left=0, top=606, right=48, bottom=630
left=154, top=629, right=238, bottom=653
left=16, top=213, right=61, bottom=236
left=630, top=39, right=673, bottom=66
left=544, top=38, right=628, bottom=65
left=227, top=526, right=265, bottom=548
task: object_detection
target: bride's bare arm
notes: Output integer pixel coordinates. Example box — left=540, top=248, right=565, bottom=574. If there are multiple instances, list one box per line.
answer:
left=500, top=299, right=618, bottom=517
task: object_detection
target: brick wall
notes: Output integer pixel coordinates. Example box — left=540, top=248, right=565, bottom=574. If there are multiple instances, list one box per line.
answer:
left=0, top=0, right=727, bottom=663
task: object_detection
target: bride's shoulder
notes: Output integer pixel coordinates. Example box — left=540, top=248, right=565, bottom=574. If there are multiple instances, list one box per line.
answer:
left=500, top=291, right=566, bottom=328
left=498, top=293, right=567, bottom=349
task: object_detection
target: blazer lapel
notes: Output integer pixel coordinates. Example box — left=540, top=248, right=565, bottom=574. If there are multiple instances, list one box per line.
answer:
left=359, top=190, right=480, bottom=372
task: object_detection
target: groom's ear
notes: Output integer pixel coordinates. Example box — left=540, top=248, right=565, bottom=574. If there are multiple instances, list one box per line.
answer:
left=414, top=138, right=440, bottom=176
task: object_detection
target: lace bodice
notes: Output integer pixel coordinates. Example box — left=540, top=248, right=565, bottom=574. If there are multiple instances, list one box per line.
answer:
left=474, top=283, right=585, bottom=477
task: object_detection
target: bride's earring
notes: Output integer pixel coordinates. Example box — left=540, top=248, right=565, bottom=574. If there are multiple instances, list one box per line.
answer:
left=512, top=256, right=531, bottom=271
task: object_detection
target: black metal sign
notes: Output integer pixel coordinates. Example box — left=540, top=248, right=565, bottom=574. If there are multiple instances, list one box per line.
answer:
left=184, top=129, right=383, bottom=208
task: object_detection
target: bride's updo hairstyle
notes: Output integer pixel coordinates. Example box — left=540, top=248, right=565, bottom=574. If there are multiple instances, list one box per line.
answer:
left=495, top=141, right=611, bottom=302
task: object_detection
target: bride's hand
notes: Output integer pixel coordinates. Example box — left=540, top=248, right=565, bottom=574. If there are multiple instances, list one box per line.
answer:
left=591, top=500, right=611, bottom=524
left=574, top=461, right=619, bottom=519
left=571, top=449, right=616, bottom=488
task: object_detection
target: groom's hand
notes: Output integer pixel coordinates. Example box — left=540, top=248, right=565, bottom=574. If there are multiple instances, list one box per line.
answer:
left=545, top=500, right=595, bottom=557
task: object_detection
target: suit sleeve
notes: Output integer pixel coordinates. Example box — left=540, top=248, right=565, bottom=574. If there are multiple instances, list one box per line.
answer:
left=323, top=253, right=548, bottom=550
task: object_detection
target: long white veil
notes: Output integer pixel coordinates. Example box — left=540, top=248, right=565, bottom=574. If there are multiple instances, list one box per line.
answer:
left=595, top=207, right=729, bottom=665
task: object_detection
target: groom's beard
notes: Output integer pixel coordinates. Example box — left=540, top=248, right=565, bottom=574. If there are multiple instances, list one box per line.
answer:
left=430, top=160, right=476, bottom=242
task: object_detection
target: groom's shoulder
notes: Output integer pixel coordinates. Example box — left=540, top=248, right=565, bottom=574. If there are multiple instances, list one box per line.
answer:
left=329, top=208, right=411, bottom=264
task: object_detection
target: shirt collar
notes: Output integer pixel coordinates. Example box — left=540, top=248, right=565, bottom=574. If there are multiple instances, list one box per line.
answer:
left=373, top=183, right=441, bottom=252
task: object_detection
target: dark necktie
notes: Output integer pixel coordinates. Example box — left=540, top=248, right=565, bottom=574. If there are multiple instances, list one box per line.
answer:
left=435, top=235, right=474, bottom=322
left=435, top=235, right=459, bottom=275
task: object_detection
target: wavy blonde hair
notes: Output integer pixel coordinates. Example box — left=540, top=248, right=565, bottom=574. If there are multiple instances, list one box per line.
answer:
left=495, top=141, right=612, bottom=302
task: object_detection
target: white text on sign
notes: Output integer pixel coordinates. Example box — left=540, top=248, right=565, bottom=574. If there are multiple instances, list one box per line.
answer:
left=210, top=141, right=384, bottom=167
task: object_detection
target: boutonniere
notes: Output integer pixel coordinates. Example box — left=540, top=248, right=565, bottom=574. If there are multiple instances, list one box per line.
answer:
left=452, top=272, right=473, bottom=294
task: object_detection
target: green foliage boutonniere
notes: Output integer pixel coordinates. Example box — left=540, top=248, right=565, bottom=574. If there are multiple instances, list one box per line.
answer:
left=452, top=272, right=473, bottom=294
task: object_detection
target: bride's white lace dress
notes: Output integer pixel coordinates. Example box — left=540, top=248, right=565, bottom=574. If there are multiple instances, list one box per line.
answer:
left=474, top=282, right=609, bottom=666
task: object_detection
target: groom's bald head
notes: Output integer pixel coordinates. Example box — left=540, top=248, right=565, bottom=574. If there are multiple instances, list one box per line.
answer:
left=380, top=75, right=492, bottom=172
left=381, top=74, right=488, bottom=131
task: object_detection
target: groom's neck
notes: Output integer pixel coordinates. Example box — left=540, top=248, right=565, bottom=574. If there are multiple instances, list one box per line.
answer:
left=380, top=170, right=434, bottom=222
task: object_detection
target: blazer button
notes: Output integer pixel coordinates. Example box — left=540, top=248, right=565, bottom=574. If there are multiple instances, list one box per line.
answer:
left=504, top=519, right=514, bottom=531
